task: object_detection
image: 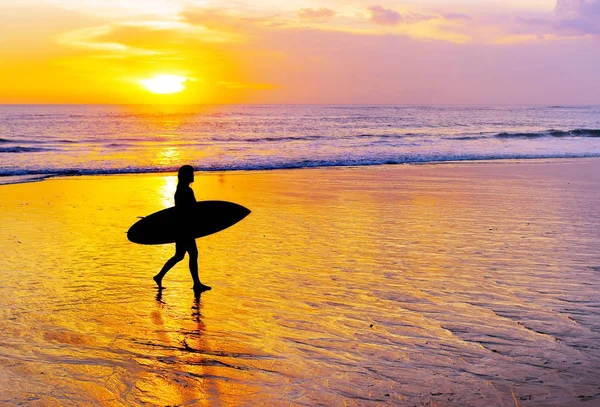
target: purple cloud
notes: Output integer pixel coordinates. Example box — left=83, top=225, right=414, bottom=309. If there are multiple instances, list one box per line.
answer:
left=555, top=0, right=600, bottom=34
left=298, top=8, right=335, bottom=20
left=509, top=0, right=600, bottom=37
left=368, top=7, right=469, bottom=26
left=369, top=5, right=402, bottom=26
left=555, top=0, right=600, bottom=16
left=442, top=13, right=473, bottom=22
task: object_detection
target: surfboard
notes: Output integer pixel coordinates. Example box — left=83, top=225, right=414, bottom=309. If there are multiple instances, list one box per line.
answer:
left=127, top=200, right=250, bottom=245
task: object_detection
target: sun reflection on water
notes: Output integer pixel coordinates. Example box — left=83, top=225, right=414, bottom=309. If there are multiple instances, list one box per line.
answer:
left=160, top=175, right=178, bottom=208
left=155, top=146, right=182, bottom=166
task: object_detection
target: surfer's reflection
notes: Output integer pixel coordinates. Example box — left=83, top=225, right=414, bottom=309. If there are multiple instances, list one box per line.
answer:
left=154, top=165, right=212, bottom=294
left=156, top=288, right=164, bottom=303
left=150, top=293, right=224, bottom=405
left=192, top=294, right=204, bottom=323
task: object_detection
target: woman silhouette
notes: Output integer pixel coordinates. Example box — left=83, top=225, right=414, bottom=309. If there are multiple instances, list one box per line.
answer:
left=154, top=165, right=211, bottom=293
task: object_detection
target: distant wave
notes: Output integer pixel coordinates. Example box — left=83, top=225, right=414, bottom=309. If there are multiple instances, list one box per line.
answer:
left=223, top=130, right=600, bottom=143
left=0, top=137, right=73, bottom=144
left=496, top=132, right=546, bottom=139
left=105, top=143, right=134, bottom=148
left=355, top=133, right=413, bottom=139
left=559, top=129, right=600, bottom=137
left=3, top=129, right=600, bottom=146
left=243, top=135, right=323, bottom=143
left=496, top=129, right=600, bottom=139
left=0, top=146, right=52, bottom=153
left=213, top=134, right=414, bottom=143
left=546, top=105, right=594, bottom=109
left=445, top=136, right=486, bottom=141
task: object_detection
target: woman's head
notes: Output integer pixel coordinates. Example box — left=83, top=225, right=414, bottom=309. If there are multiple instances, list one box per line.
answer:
left=178, top=165, right=194, bottom=184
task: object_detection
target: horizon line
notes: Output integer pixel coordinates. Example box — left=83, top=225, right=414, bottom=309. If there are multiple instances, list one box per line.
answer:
left=1, top=102, right=599, bottom=108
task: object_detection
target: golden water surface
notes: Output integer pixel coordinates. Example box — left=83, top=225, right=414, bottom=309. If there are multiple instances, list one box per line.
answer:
left=1, top=160, right=600, bottom=406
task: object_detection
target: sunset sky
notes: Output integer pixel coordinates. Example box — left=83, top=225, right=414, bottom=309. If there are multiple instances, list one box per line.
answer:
left=1, top=0, right=599, bottom=104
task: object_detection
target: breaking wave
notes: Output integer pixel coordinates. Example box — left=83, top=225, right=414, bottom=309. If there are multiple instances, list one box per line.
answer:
left=495, top=129, right=600, bottom=139
left=0, top=146, right=53, bottom=153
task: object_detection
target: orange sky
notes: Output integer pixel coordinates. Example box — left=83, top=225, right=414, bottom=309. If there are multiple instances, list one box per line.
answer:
left=1, top=0, right=599, bottom=104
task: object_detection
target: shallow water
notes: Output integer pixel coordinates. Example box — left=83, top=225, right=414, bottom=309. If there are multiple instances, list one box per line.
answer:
left=1, top=160, right=600, bottom=406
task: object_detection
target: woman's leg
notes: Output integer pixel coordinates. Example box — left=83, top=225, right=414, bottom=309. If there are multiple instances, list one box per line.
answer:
left=187, top=240, right=201, bottom=287
left=154, top=242, right=186, bottom=288
left=188, top=240, right=211, bottom=292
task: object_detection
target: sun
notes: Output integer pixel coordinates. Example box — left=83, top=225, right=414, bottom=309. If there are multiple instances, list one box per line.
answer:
left=139, top=75, right=188, bottom=94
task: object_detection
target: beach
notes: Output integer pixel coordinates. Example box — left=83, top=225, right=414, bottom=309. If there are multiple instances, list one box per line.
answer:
left=1, top=159, right=600, bottom=406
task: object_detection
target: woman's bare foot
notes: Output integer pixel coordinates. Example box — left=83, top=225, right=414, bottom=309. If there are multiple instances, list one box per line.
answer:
left=193, top=283, right=211, bottom=293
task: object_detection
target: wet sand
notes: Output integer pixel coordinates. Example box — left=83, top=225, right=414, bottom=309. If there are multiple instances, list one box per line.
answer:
left=1, top=159, right=600, bottom=406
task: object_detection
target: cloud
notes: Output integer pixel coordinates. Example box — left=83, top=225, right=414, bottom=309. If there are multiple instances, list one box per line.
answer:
left=554, top=0, right=600, bottom=34
left=57, top=25, right=161, bottom=55
left=494, top=0, right=600, bottom=41
left=298, top=8, right=335, bottom=20
left=441, top=13, right=473, bottom=22
left=555, top=0, right=600, bottom=16
left=181, top=7, right=286, bottom=33
left=368, top=6, right=468, bottom=27
left=55, top=16, right=244, bottom=65
left=368, top=5, right=402, bottom=26
left=181, top=8, right=243, bottom=30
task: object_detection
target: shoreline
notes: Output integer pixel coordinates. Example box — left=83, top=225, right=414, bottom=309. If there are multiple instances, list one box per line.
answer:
left=2, top=156, right=600, bottom=186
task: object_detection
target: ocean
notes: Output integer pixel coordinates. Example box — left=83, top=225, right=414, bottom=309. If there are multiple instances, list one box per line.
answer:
left=1, top=104, right=600, bottom=183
